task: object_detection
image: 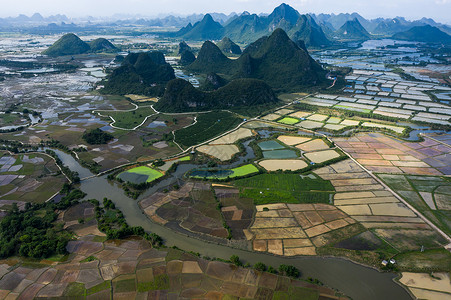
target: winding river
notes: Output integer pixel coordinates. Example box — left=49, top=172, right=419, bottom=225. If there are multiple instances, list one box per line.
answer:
left=52, top=149, right=412, bottom=300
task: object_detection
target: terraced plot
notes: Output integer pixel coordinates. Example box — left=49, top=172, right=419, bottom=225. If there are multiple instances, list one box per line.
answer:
left=209, top=128, right=253, bottom=145
left=117, top=166, right=163, bottom=184
left=334, top=132, right=450, bottom=175
left=277, top=117, right=300, bottom=125
left=259, top=159, right=308, bottom=171
left=313, top=159, right=447, bottom=252
left=0, top=203, right=337, bottom=300
left=245, top=203, right=357, bottom=256
left=197, top=144, right=239, bottom=161
left=379, top=174, right=451, bottom=236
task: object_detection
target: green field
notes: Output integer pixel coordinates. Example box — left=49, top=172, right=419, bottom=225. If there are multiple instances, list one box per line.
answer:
left=97, top=106, right=156, bottom=129
left=188, top=164, right=259, bottom=180
left=179, top=156, right=191, bottom=162
left=277, top=117, right=300, bottom=125
left=117, top=166, right=164, bottom=184
left=379, top=174, right=451, bottom=236
left=174, top=111, right=242, bottom=148
left=234, top=173, right=334, bottom=205
left=231, top=164, right=259, bottom=177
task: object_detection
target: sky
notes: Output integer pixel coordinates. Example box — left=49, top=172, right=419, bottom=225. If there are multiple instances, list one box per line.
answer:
left=1, top=0, right=450, bottom=23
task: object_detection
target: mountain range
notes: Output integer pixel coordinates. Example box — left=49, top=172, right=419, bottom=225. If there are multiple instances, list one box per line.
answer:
left=187, top=28, right=327, bottom=92
left=176, top=4, right=331, bottom=48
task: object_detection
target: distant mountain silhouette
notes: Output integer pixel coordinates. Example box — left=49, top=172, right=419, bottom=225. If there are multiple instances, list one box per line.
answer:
left=336, top=18, right=371, bottom=41
left=392, top=25, right=451, bottom=44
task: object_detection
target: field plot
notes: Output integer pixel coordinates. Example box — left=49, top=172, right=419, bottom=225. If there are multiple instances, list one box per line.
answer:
left=0, top=202, right=335, bottom=300
left=174, top=111, right=241, bottom=148
left=0, top=152, right=66, bottom=204
left=305, top=150, right=340, bottom=164
left=277, top=117, right=300, bottom=125
left=307, top=114, right=328, bottom=122
left=333, top=132, right=450, bottom=175
left=263, top=149, right=298, bottom=159
left=298, top=120, right=323, bottom=129
left=259, top=159, right=308, bottom=171
left=379, top=173, right=451, bottom=236
left=277, top=135, right=311, bottom=146
left=125, top=94, right=158, bottom=102
left=95, top=106, right=157, bottom=129
left=117, top=166, right=163, bottom=184
left=245, top=202, right=357, bottom=256
left=196, top=144, right=239, bottom=161
left=289, top=111, right=311, bottom=119
left=215, top=188, right=254, bottom=239
left=188, top=164, right=259, bottom=180
left=361, top=122, right=405, bottom=134
left=155, top=182, right=229, bottom=239
left=296, top=139, right=330, bottom=152
left=323, top=124, right=346, bottom=131
left=399, top=272, right=451, bottom=300
left=209, top=128, right=253, bottom=145
left=234, top=173, right=334, bottom=205
left=313, top=159, right=448, bottom=255
left=258, top=140, right=285, bottom=151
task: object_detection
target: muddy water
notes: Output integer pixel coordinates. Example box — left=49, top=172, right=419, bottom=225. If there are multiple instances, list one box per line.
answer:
left=52, top=149, right=412, bottom=300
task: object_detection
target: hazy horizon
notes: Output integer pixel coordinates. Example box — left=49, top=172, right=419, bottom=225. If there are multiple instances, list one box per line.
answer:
left=1, top=0, right=450, bottom=24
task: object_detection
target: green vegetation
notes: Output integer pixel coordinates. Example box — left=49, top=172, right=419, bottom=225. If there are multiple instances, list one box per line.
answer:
left=188, top=164, right=259, bottom=180
left=101, top=51, right=175, bottom=97
left=42, top=33, right=90, bottom=56
left=336, top=18, right=371, bottom=40
left=82, top=128, right=114, bottom=145
left=234, top=174, right=334, bottom=205
left=87, top=281, right=111, bottom=296
left=277, top=117, right=300, bottom=125
left=0, top=186, right=85, bottom=259
left=117, top=166, right=164, bottom=184
left=379, top=174, right=451, bottom=236
left=137, top=274, right=170, bottom=292
left=177, top=14, right=224, bottom=40
left=392, top=25, right=451, bottom=44
left=217, top=37, right=242, bottom=55
left=154, top=78, right=278, bottom=113
left=89, top=38, right=117, bottom=52
left=273, top=286, right=319, bottom=300
left=174, top=111, right=241, bottom=148
left=99, top=106, right=156, bottom=129
left=187, top=28, right=327, bottom=92
left=395, top=249, right=451, bottom=272
left=278, top=264, right=300, bottom=278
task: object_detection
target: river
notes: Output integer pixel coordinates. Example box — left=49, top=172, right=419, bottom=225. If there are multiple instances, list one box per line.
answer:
left=51, top=149, right=412, bottom=300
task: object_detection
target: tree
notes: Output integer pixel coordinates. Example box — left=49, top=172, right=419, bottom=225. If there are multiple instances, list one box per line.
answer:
left=254, top=262, right=267, bottom=272
left=230, top=255, right=242, bottom=266
left=278, top=264, right=300, bottom=278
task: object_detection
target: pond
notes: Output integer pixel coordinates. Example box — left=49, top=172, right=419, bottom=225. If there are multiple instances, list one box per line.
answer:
left=263, top=149, right=298, bottom=159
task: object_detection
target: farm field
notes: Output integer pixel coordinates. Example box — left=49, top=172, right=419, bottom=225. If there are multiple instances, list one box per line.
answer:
left=174, top=111, right=242, bottom=148
left=378, top=173, right=451, bottom=236
left=117, top=166, right=164, bottom=184
left=234, top=173, right=334, bottom=205
left=277, top=117, right=300, bottom=125
left=154, top=182, right=229, bottom=239
left=399, top=272, right=451, bottom=300
left=259, top=159, right=308, bottom=171
left=277, top=135, right=311, bottom=146
left=196, top=144, right=239, bottom=161
left=0, top=152, right=67, bottom=204
left=188, top=164, right=259, bottom=180
left=0, top=201, right=335, bottom=300
left=95, top=106, right=157, bottom=129
left=313, top=159, right=448, bottom=259
left=333, top=132, right=451, bottom=175
left=245, top=202, right=360, bottom=256
left=209, top=128, right=253, bottom=145
left=305, top=150, right=340, bottom=164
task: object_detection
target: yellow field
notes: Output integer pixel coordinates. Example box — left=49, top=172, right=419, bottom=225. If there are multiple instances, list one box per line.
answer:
left=305, top=150, right=340, bottom=163
left=196, top=144, right=239, bottom=161
left=259, top=159, right=308, bottom=171
left=277, top=135, right=311, bottom=146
